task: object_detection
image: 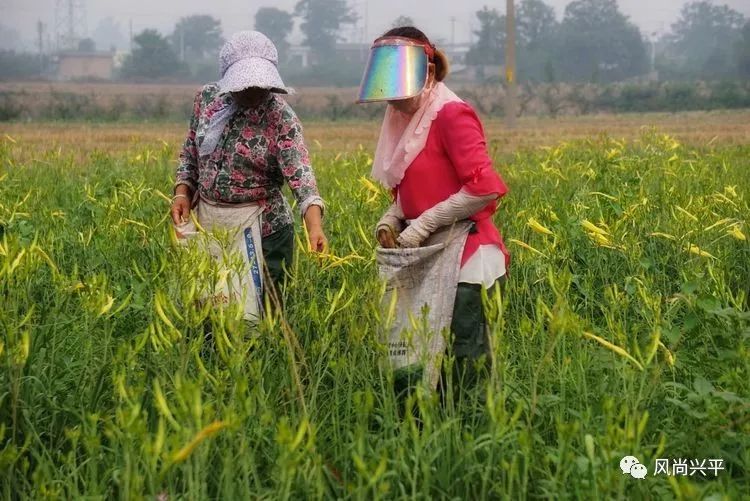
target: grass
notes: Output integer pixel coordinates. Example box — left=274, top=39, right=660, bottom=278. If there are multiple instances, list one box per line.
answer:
left=0, top=120, right=749, bottom=499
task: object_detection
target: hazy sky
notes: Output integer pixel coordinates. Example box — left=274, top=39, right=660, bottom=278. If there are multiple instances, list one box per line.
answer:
left=3, top=0, right=750, bottom=50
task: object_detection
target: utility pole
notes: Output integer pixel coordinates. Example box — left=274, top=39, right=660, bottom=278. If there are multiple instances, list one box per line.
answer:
left=54, top=6, right=59, bottom=51
left=364, top=0, right=369, bottom=44
left=358, top=0, right=369, bottom=62
left=129, top=19, right=133, bottom=52
left=68, top=0, right=75, bottom=46
left=504, top=0, right=517, bottom=128
left=37, top=21, right=45, bottom=73
left=180, top=25, right=185, bottom=61
left=649, top=32, right=656, bottom=76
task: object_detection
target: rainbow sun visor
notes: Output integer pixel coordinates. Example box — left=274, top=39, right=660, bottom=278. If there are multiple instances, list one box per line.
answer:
left=357, top=38, right=430, bottom=103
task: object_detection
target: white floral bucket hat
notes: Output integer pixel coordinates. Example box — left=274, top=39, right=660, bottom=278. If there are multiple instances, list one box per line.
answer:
left=218, top=31, right=291, bottom=94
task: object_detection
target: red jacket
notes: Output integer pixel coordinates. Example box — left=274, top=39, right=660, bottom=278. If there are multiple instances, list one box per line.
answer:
left=395, top=101, right=510, bottom=267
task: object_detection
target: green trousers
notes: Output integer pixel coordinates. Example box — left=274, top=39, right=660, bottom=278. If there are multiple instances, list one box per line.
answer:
left=394, top=277, right=506, bottom=405
left=442, top=278, right=505, bottom=399
left=261, top=224, right=295, bottom=297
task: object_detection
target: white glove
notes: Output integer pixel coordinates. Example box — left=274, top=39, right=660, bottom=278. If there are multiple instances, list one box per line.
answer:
left=395, top=221, right=430, bottom=248
left=396, top=188, right=496, bottom=248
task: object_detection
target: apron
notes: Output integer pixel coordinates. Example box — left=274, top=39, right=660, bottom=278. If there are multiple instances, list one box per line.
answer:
left=174, top=198, right=264, bottom=322
left=376, top=221, right=473, bottom=390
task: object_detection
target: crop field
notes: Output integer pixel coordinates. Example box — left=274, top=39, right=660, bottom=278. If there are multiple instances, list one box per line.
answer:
left=0, top=113, right=749, bottom=499
left=3, top=81, right=750, bottom=120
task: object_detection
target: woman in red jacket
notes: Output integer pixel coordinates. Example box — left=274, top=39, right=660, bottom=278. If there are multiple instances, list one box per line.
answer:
left=358, top=27, right=510, bottom=400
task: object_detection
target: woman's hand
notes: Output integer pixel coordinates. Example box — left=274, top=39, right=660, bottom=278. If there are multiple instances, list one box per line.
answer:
left=304, top=205, right=328, bottom=253
left=375, top=203, right=405, bottom=248
left=308, top=226, right=328, bottom=253
left=171, top=185, right=193, bottom=225
left=377, top=226, right=399, bottom=248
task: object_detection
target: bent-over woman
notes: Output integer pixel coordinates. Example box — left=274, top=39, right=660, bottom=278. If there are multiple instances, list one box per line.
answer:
left=171, top=31, right=327, bottom=317
left=358, top=27, right=510, bottom=400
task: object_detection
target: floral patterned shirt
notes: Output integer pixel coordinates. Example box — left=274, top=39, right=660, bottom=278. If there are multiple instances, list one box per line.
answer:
left=175, top=83, right=324, bottom=237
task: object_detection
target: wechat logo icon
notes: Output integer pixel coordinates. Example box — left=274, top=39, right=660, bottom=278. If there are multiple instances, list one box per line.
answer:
left=620, top=456, right=648, bottom=479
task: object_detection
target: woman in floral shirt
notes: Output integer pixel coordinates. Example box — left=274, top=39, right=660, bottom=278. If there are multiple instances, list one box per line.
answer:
left=171, top=31, right=327, bottom=297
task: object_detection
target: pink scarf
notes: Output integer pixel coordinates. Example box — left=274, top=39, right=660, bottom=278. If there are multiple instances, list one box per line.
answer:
left=371, top=82, right=463, bottom=188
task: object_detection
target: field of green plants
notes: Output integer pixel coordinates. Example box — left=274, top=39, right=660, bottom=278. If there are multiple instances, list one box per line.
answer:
left=0, top=125, right=748, bottom=499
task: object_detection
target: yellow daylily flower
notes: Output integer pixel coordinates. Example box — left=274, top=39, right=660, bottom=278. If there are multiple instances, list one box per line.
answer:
left=527, top=217, right=554, bottom=236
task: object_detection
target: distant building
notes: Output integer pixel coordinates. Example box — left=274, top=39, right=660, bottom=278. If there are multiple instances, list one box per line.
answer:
left=451, top=64, right=505, bottom=83
left=287, top=45, right=312, bottom=69
left=284, top=41, right=476, bottom=79
left=442, top=43, right=474, bottom=82
left=56, top=51, right=115, bottom=81
left=285, top=43, right=370, bottom=69
left=443, top=43, right=471, bottom=67
left=332, top=43, right=370, bottom=65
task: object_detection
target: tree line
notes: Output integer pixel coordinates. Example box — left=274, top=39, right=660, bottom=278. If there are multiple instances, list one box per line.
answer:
left=117, top=0, right=750, bottom=83
left=467, top=0, right=750, bottom=83
left=0, top=0, right=748, bottom=84
left=117, top=0, right=358, bottom=82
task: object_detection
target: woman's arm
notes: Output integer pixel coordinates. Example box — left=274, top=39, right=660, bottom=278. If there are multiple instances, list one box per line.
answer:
left=397, top=102, right=508, bottom=247
left=439, top=102, right=508, bottom=197
left=276, top=108, right=327, bottom=252
left=171, top=90, right=203, bottom=224
left=397, top=189, right=496, bottom=247
left=303, top=205, right=325, bottom=252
